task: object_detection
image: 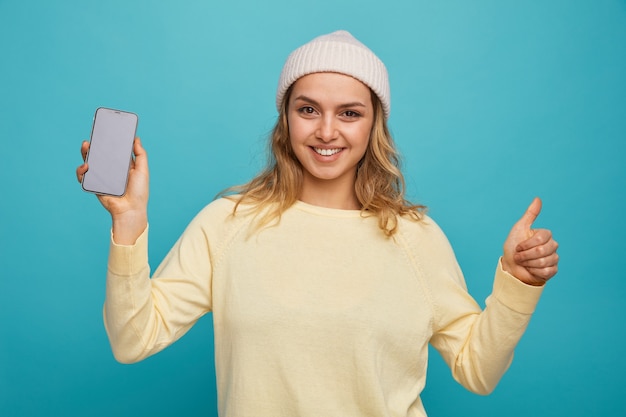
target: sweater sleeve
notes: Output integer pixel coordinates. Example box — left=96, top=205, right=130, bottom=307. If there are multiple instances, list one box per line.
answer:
left=423, top=220, right=544, bottom=395
left=103, top=207, right=215, bottom=364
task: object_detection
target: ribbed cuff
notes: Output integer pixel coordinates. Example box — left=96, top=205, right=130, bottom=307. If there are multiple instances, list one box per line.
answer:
left=491, top=259, right=544, bottom=315
left=107, top=225, right=149, bottom=276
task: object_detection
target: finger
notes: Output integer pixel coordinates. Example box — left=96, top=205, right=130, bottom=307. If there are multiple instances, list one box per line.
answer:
left=526, top=264, right=559, bottom=281
left=514, top=239, right=559, bottom=264
left=514, top=251, right=559, bottom=269
left=516, top=228, right=553, bottom=252
left=81, top=140, right=90, bottom=161
left=76, top=162, right=89, bottom=183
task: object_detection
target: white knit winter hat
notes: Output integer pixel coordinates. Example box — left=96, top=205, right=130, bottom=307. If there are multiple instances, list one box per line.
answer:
left=276, top=30, right=391, bottom=119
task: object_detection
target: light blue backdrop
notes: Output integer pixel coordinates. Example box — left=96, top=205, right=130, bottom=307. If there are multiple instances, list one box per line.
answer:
left=1, top=1, right=625, bottom=416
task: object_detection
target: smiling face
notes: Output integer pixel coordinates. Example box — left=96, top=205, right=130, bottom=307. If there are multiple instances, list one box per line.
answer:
left=287, top=72, right=375, bottom=209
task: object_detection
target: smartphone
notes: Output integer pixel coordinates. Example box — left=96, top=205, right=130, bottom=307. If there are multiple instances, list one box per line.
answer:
left=82, top=107, right=138, bottom=196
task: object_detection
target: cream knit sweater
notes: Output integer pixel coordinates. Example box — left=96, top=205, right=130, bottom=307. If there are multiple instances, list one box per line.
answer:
left=104, top=198, right=543, bottom=416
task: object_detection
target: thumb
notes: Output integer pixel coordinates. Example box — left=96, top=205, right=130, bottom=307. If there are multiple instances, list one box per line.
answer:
left=516, top=197, right=542, bottom=230
left=133, top=136, right=145, bottom=156
left=132, top=137, right=148, bottom=165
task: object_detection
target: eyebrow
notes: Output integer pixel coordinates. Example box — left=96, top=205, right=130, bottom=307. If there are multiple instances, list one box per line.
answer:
left=292, top=94, right=368, bottom=110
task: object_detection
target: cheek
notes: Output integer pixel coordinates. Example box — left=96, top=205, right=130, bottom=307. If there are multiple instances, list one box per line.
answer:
left=286, top=123, right=307, bottom=161
left=287, top=128, right=300, bottom=155
left=287, top=117, right=304, bottom=143
left=288, top=122, right=317, bottom=156
left=353, top=125, right=372, bottom=149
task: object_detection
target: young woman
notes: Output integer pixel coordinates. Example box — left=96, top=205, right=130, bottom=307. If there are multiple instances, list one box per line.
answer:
left=76, top=30, right=559, bottom=417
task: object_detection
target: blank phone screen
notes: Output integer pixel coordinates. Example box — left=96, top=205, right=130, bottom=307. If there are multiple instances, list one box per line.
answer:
left=82, top=108, right=138, bottom=196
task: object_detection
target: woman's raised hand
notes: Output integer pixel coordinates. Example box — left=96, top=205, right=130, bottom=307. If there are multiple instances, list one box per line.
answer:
left=501, top=197, right=559, bottom=286
left=76, top=137, right=149, bottom=245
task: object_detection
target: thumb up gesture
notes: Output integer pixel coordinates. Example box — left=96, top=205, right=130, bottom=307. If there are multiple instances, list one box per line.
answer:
left=502, top=198, right=559, bottom=286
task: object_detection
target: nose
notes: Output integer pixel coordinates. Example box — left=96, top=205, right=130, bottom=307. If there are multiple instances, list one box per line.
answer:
left=316, top=115, right=339, bottom=142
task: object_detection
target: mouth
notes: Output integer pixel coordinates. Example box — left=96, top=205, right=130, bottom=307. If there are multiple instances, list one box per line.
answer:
left=312, top=147, right=343, bottom=156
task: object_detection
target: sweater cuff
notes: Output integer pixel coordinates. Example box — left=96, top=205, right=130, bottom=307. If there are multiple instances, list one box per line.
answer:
left=107, top=225, right=149, bottom=276
left=491, top=258, right=544, bottom=315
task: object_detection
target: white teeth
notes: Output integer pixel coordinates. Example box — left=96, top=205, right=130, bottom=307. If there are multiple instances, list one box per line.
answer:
left=314, top=147, right=341, bottom=156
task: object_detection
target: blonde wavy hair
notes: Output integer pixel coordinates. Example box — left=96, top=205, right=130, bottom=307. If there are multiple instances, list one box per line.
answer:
left=223, top=86, right=425, bottom=236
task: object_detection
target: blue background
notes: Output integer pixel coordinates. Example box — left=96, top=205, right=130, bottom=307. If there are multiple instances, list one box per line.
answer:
left=1, top=0, right=625, bottom=416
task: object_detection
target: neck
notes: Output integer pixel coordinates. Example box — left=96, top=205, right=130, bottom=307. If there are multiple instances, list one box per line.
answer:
left=299, top=174, right=360, bottom=210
